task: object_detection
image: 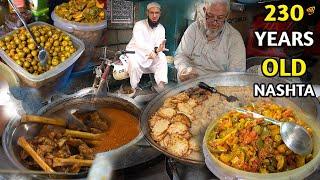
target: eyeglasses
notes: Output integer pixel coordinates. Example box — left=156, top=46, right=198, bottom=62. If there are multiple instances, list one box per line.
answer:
left=148, top=10, right=160, bottom=16
left=205, top=13, right=226, bottom=24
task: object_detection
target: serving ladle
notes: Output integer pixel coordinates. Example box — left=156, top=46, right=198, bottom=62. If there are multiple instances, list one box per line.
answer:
left=236, top=108, right=313, bottom=156
left=8, top=0, right=48, bottom=66
left=198, top=82, right=239, bottom=102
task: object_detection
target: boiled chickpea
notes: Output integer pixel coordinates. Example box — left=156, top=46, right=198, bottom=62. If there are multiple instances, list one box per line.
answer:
left=3, top=25, right=76, bottom=75
left=27, top=38, right=34, bottom=44
left=17, top=51, right=25, bottom=58
left=18, top=44, right=24, bottom=50
left=33, top=65, right=38, bottom=71
left=60, top=56, right=66, bottom=62
left=0, top=40, right=4, bottom=47
left=45, top=42, right=52, bottom=47
left=52, top=59, right=59, bottom=66
left=64, top=52, right=71, bottom=58
left=61, top=41, right=68, bottom=46
left=23, top=61, right=31, bottom=68
left=64, top=46, right=70, bottom=52
left=47, top=30, right=53, bottom=37
left=35, top=37, right=41, bottom=43
left=53, top=40, right=59, bottom=47
left=63, top=35, right=70, bottom=41
left=16, top=60, right=22, bottom=66
left=54, top=47, right=60, bottom=52
left=13, top=54, right=19, bottom=60
left=52, top=34, right=59, bottom=40
left=23, top=47, right=30, bottom=54
left=33, top=31, right=40, bottom=37
left=48, top=38, right=54, bottom=43
left=19, top=34, right=27, bottom=41
left=14, top=38, right=21, bottom=45
left=40, top=36, right=46, bottom=43
left=69, top=48, right=76, bottom=53
left=31, top=50, right=38, bottom=57
left=4, top=36, right=12, bottom=42
left=27, top=58, right=33, bottom=62
left=28, top=44, right=36, bottom=50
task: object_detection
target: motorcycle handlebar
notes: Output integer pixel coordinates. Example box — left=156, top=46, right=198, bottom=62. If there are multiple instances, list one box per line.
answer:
left=121, top=50, right=135, bottom=54
left=115, top=50, right=135, bottom=55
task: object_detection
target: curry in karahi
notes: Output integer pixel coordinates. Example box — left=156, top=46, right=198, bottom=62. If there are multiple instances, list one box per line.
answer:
left=18, top=108, right=139, bottom=173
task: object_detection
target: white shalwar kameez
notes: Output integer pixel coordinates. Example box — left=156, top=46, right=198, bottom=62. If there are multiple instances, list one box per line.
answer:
left=126, top=19, right=168, bottom=89
left=174, top=20, right=246, bottom=77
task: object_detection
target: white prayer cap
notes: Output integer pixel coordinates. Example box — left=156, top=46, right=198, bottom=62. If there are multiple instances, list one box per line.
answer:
left=147, top=2, right=161, bottom=10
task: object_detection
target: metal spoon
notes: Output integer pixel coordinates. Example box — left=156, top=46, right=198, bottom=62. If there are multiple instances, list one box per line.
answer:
left=236, top=108, right=313, bottom=156
left=8, top=0, right=48, bottom=66
left=198, top=82, right=239, bottom=102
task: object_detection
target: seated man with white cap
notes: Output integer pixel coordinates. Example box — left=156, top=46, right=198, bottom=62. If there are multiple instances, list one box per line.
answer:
left=126, top=2, right=168, bottom=92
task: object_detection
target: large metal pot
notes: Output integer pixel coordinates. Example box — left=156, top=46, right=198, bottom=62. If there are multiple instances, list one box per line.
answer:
left=2, top=88, right=160, bottom=177
left=140, top=72, right=320, bottom=166
left=0, top=62, right=20, bottom=87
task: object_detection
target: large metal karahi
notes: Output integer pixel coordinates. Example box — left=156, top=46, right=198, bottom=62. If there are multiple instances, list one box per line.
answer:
left=140, top=72, right=320, bottom=166
left=2, top=87, right=160, bottom=177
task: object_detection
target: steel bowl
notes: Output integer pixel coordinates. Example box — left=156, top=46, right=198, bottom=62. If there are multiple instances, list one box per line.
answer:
left=2, top=88, right=160, bottom=177
left=0, top=62, right=20, bottom=87
left=140, top=72, right=320, bottom=165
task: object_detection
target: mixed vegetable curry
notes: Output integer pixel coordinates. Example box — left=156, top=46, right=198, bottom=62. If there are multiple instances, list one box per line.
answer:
left=207, top=101, right=313, bottom=173
left=55, top=0, right=105, bottom=23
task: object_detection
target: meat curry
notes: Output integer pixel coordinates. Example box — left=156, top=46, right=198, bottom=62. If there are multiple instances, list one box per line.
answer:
left=93, top=108, right=139, bottom=152
left=18, top=107, right=139, bottom=173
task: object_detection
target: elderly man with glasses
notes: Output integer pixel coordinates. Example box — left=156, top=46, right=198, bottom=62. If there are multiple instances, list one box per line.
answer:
left=174, top=0, right=246, bottom=82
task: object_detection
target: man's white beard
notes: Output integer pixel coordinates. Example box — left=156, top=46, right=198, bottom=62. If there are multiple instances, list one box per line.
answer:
left=205, top=24, right=223, bottom=40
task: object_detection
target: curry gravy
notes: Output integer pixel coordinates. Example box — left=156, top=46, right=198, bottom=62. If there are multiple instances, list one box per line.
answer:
left=94, top=108, right=140, bottom=152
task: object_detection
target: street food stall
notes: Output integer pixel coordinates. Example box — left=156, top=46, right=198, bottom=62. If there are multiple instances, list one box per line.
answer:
left=0, top=0, right=320, bottom=179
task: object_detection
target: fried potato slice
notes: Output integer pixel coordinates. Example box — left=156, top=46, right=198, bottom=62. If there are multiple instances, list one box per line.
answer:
left=172, top=113, right=191, bottom=127
left=177, top=103, right=193, bottom=115
left=152, top=119, right=170, bottom=136
left=158, top=108, right=176, bottom=119
left=163, top=98, right=177, bottom=108
left=159, top=134, right=170, bottom=148
left=149, top=115, right=162, bottom=128
left=174, top=92, right=189, bottom=102
left=167, top=134, right=189, bottom=157
left=151, top=131, right=167, bottom=142
left=167, top=122, right=188, bottom=135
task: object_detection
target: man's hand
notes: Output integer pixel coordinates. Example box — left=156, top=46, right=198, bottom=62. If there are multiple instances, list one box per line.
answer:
left=147, top=51, right=157, bottom=59
left=179, top=67, right=198, bottom=82
left=157, top=40, right=166, bottom=53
